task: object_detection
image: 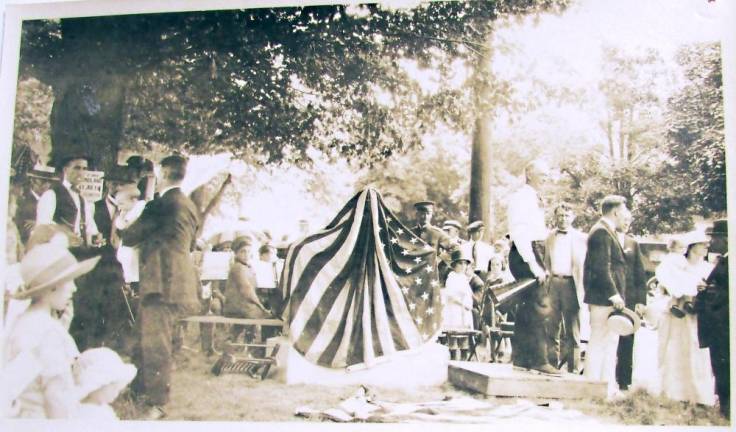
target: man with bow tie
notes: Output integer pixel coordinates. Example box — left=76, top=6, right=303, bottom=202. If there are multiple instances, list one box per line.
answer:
left=543, top=202, right=587, bottom=373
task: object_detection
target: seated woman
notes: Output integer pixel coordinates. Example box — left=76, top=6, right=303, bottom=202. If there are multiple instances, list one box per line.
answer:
left=2, top=243, right=99, bottom=418
left=442, top=249, right=474, bottom=331
left=223, top=236, right=274, bottom=343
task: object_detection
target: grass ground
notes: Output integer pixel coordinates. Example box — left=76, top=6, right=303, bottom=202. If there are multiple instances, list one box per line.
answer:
left=112, top=324, right=729, bottom=426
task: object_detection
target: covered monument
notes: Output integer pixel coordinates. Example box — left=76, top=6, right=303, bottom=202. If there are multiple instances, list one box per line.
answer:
left=273, top=188, right=449, bottom=385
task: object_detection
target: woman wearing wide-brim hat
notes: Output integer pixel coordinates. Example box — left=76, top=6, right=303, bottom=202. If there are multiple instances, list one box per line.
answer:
left=654, top=230, right=716, bottom=406
left=2, top=243, right=99, bottom=418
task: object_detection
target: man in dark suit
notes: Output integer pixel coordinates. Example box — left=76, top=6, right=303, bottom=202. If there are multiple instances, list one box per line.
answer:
left=120, top=154, right=200, bottom=420
left=583, top=195, right=630, bottom=398
left=696, top=219, right=730, bottom=419
left=615, top=211, right=647, bottom=391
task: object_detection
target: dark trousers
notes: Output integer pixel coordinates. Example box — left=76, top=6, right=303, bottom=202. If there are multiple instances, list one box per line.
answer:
left=616, top=334, right=634, bottom=389
left=131, top=295, right=180, bottom=406
left=546, top=276, right=580, bottom=371
left=508, top=241, right=549, bottom=368
left=710, top=341, right=730, bottom=418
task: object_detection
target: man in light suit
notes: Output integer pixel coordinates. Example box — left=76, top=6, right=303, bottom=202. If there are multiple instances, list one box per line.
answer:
left=583, top=195, right=630, bottom=397
left=120, top=154, right=200, bottom=419
left=543, top=202, right=586, bottom=373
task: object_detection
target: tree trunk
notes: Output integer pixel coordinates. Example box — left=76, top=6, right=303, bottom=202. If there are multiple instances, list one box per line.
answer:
left=469, top=115, right=492, bottom=240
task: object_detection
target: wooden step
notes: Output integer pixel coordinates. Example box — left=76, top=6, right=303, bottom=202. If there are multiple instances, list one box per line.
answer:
left=448, top=361, right=606, bottom=399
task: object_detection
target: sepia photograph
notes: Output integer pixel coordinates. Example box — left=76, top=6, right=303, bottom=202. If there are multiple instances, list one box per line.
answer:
left=0, top=0, right=734, bottom=428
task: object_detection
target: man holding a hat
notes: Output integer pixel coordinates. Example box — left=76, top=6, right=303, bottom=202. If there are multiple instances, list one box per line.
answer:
left=36, top=155, right=101, bottom=248
left=696, top=219, right=730, bottom=419
left=583, top=195, right=631, bottom=397
left=15, top=164, right=56, bottom=244
left=118, top=154, right=200, bottom=420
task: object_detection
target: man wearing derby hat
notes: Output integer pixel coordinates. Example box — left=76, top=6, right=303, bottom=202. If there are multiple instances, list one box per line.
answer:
left=15, top=164, right=57, bottom=244
left=36, top=155, right=101, bottom=248
left=118, top=154, right=200, bottom=420
left=696, top=219, right=730, bottom=419
left=583, top=195, right=631, bottom=398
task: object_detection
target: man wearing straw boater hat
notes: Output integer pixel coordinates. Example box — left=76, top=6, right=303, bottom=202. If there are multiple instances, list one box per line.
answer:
left=15, top=164, right=57, bottom=244
left=118, top=154, right=200, bottom=420
left=696, top=219, right=730, bottom=419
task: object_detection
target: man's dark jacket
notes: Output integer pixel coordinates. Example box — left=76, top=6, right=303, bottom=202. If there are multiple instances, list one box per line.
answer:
left=583, top=220, right=627, bottom=305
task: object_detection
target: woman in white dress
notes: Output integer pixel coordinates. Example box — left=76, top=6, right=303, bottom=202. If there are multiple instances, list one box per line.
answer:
left=655, top=231, right=715, bottom=405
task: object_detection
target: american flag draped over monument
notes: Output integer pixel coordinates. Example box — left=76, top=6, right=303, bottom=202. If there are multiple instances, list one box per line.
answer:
left=281, top=188, right=443, bottom=369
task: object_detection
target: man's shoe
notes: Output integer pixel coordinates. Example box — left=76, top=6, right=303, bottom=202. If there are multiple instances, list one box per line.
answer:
left=530, top=363, right=562, bottom=376
left=142, top=405, right=166, bottom=421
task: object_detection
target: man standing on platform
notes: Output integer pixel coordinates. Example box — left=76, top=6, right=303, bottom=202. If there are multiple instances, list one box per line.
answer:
left=543, top=202, right=586, bottom=373
left=615, top=211, right=647, bottom=391
left=583, top=195, right=630, bottom=398
left=696, top=219, right=730, bottom=419
left=506, top=160, right=559, bottom=376
left=119, top=154, right=200, bottom=420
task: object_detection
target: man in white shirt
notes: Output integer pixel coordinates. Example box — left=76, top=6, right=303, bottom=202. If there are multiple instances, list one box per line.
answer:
left=506, top=160, right=559, bottom=375
left=543, top=202, right=587, bottom=373
left=464, top=221, right=494, bottom=280
left=36, top=155, right=100, bottom=247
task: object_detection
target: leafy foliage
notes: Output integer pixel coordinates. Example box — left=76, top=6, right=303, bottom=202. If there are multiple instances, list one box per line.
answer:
left=17, top=1, right=568, bottom=170
left=665, top=42, right=726, bottom=216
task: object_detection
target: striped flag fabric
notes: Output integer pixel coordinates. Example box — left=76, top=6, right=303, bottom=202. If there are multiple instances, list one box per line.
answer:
left=280, top=188, right=443, bottom=369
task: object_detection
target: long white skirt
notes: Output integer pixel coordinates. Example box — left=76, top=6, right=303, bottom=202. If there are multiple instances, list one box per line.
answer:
left=657, top=310, right=715, bottom=405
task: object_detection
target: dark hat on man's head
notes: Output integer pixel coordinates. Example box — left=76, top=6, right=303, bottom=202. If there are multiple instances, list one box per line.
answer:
left=106, top=165, right=137, bottom=184
left=413, top=201, right=435, bottom=211
left=467, top=220, right=485, bottom=232
left=706, top=219, right=728, bottom=237
left=26, top=164, right=57, bottom=180
left=57, top=154, right=93, bottom=170
left=450, top=248, right=472, bottom=265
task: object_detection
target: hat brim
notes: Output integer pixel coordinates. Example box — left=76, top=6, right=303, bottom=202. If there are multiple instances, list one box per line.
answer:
left=76, top=364, right=138, bottom=401
left=13, top=255, right=100, bottom=300
left=607, top=308, right=641, bottom=336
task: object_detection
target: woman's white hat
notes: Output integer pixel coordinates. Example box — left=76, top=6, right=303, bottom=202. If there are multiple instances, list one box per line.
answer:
left=680, top=230, right=711, bottom=247
left=73, top=347, right=137, bottom=402
left=13, top=243, right=100, bottom=300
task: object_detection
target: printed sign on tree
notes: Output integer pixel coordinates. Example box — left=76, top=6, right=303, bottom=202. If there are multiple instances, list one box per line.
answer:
left=78, top=170, right=105, bottom=202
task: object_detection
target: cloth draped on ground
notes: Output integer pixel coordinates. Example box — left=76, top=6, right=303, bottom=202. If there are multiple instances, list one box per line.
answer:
left=282, top=188, right=443, bottom=369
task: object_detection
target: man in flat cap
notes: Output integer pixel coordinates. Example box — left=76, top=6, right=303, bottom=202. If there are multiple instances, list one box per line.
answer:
left=15, top=164, right=56, bottom=244
left=696, top=219, right=730, bottom=419
left=442, top=220, right=464, bottom=243
left=464, top=221, right=494, bottom=281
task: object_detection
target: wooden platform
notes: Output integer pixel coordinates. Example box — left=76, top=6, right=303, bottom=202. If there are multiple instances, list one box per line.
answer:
left=448, top=361, right=606, bottom=400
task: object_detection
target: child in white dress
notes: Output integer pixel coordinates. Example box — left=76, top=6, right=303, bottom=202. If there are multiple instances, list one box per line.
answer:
left=441, top=249, right=474, bottom=331
left=73, top=347, right=137, bottom=420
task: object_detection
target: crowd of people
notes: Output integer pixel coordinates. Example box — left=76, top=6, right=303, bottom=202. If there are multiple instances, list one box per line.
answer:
left=1, top=154, right=730, bottom=421
left=416, top=161, right=729, bottom=419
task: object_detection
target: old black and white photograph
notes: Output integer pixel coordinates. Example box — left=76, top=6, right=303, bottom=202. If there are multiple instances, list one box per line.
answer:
left=0, top=0, right=733, bottom=427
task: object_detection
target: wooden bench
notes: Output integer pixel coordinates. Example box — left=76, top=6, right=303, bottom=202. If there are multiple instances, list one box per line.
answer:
left=181, top=316, right=285, bottom=378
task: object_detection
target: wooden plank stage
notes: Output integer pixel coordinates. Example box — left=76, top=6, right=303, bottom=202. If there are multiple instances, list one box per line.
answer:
left=448, top=361, right=607, bottom=400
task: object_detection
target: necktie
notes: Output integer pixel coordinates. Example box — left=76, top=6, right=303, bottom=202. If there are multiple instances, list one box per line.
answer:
left=557, top=230, right=568, bottom=235
left=110, top=207, right=121, bottom=249
left=272, top=262, right=279, bottom=287
left=73, top=186, right=88, bottom=245
left=472, top=241, right=478, bottom=268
